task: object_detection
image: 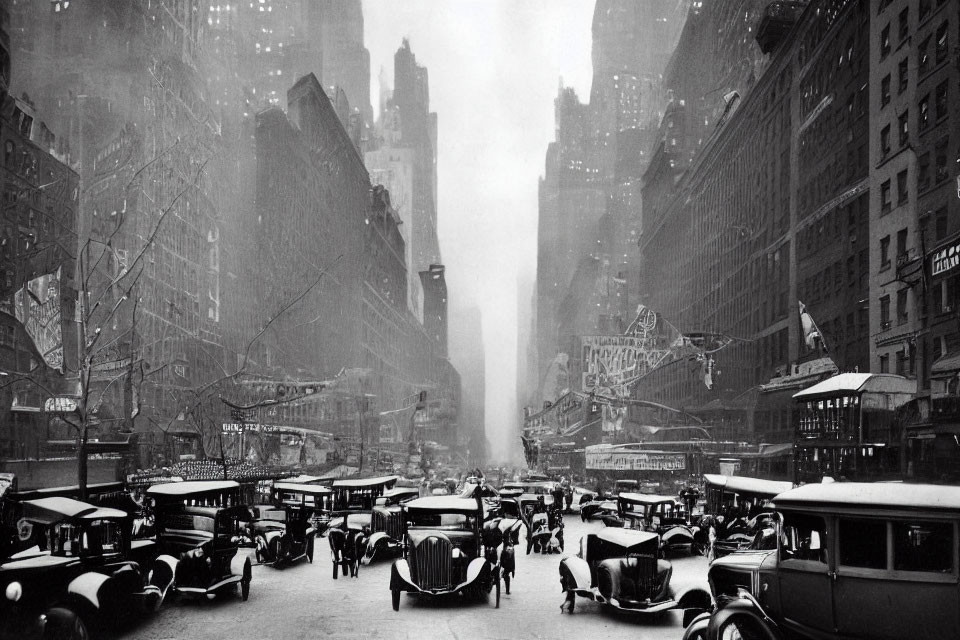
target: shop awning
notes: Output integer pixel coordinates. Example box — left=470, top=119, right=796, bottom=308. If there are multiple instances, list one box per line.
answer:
left=931, top=352, right=960, bottom=379
left=793, top=373, right=916, bottom=400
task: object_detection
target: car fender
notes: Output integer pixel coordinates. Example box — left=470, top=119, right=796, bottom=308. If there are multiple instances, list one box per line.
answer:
left=455, top=558, right=490, bottom=591
left=230, top=552, right=251, bottom=579
left=144, top=556, right=176, bottom=611
left=682, top=611, right=712, bottom=639
left=558, top=555, right=592, bottom=593
left=263, top=529, right=283, bottom=544
left=66, top=571, right=109, bottom=611
left=707, top=601, right=782, bottom=640
left=390, top=559, right=418, bottom=592
left=362, top=531, right=391, bottom=565
left=663, top=526, right=694, bottom=544
left=676, top=586, right=713, bottom=616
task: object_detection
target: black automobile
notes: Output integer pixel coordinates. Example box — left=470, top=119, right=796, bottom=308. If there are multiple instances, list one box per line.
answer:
left=389, top=495, right=506, bottom=610
left=362, top=487, right=420, bottom=565
left=0, top=497, right=175, bottom=640
left=246, top=482, right=327, bottom=567
left=147, top=481, right=252, bottom=602
left=558, top=527, right=711, bottom=616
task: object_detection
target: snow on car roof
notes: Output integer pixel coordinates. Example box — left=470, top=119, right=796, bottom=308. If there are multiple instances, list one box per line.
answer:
left=703, top=474, right=794, bottom=497
left=404, top=496, right=483, bottom=512
left=332, top=475, right=399, bottom=488
left=146, top=480, right=240, bottom=496
left=618, top=492, right=678, bottom=505
left=273, top=482, right=333, bottom=495
left=594, top=527, right=659, bottom=548
left=773, top=482, right=960, bottom=513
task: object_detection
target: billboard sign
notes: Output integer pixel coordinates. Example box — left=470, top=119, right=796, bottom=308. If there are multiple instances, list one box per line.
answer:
left=585, top=446, right=686, bottom=471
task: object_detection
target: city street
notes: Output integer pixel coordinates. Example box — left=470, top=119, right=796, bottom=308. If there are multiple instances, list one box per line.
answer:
left=123, top=517, right=709, bottom=640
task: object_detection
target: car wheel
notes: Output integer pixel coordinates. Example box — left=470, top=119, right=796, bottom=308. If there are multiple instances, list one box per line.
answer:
left=43, top=607, right=89, bottom=640
left=391, top=589, right=401, bottom=611
left=241, top=562, right=251, bottom=602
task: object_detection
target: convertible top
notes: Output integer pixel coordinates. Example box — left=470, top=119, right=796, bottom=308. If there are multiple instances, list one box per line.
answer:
left=332, top=475, right=399, bottom=489
left=773, top=482, right=960, bottom=513
left=703, top=474, right=794, bottom=497
left=404, top=496, right=483, bottom=513
left=146, top=480, right=240, bottom=496
left=273, top=482, right=333, bottom=495
left=619, top=493, right=678, bottom=506
left=20, top=497, right=127, bottom=524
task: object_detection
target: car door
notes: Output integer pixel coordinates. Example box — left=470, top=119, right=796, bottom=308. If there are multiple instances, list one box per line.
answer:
left=776, top=511, right=835, bottom=636
left=832, top=516, right=959, bottom=639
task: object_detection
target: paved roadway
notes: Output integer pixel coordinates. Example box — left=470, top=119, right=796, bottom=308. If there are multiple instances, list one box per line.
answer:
left=123, top=516, right=709, bottom=640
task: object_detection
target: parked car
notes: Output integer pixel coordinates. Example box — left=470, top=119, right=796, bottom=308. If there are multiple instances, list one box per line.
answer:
left=608, top=493, right=700, bottom=555
left=558, top=527, right=711, bottom=615
left=147, top=481, right=252, bottom=601
left=0, top=497, right=174, bottom=640
left=389, top=495, right=506, bottom=610
left=362, top=487, right=421, bottom=565
left=683, top=482, right=960, bottom=640
left=579, top=495, right=619, bottom=522
left=246, top=482, right=328, bottom=567
left=275, top=480, right=334, bottom=536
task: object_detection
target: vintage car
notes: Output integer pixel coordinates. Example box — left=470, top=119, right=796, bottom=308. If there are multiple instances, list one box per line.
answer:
left=695, top=475, right=793, bottom=558
left=276, top=480, right=334, bottom=536
left=683, top=482, right=960, bottom=640
left=361, top=487, right=421, bottom=565
left=457, top=480, right=501, bottom=516
left=608, top=493, right=700, bottom=555
left=245, top=482, right=328, bottom=567
left=559, top=527, right=711, bottom=616
left=147, top=481, right=252, bottom=601
left=579, top=495, right=619, bottom=522
left=0, top=497, right=174, bottom=640
left=325, top=476, right=398, bottom=577
left=331, top=475, right=399, bottom=516
left=389, top=496, right=506, bottom=609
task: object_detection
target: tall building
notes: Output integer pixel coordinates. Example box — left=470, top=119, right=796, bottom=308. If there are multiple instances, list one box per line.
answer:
left=449, top=305, right=486, bottom=462
left=318, top=0, right=372, bottom=132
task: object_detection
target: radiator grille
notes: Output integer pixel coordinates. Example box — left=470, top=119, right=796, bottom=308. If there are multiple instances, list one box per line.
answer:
left=373, top=509, right=403, bottom=540
left=410, top=536, right=452, bottom=591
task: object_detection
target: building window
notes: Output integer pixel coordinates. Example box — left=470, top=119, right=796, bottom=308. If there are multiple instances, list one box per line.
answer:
left=880, top=124, right=891, bottom=156
left=896, top=349, right=907, bottom=374
left=935, top=138, right=949, bottom=183
left=881, top=295, right=891, bottom=328
left=881, top=235, right=891, bottom=269
left=881, top=179, right=892, bottom=213
left=919, top=0, right=931, bottom=21
left=897, top=170, right=909, bottom=204
left=919, top=95, right=930, bottom=130
left=919, top=152, right=931, bottom=190
left=898, top=57, right=909, bottom=93
left=897, top=228, right=908, bottom=259
left=881, top=24, right=891, bottom=58
left=897, top=288, right=909, bottom=325
left=935, top=81, right=948, bottom=120
left=936, top=206, right=948, bottom=240
left=898, top=110, right=909, bottom=145
left=881, top=75, right=891, bottom=107
left=936, top=21, right=948, bottom=64
left=919, top=37, right=931, bottom=74
left=898, top=7, right=909, bottom=41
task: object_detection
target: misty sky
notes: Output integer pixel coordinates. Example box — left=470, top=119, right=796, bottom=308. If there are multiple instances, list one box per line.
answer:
left=365, top=1, right=594, bottom=461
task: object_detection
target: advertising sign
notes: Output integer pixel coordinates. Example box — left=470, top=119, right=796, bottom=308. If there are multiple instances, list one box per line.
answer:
left=585, top=447, right=686, bottom=471
left=931, top=240, right=960, bottom=277
left=13, top=268, right=63, bottom=372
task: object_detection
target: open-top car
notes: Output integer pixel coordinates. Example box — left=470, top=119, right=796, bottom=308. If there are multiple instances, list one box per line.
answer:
left=361, top=487, right=422, bottom=565
left=610, top=493, right=700, bottom=555
left=147, top=481, right=252, bottom=602
left=696, top=475, right=793, bottom=558
left=0, top=497, right=175, bottom=640
left=245, top=482, right=327, bottom=567
left=683, top=482, right=960, bottom=640
left=559, top=527, right=710, bottom=616
left=389, top=495, right=506, bottom=610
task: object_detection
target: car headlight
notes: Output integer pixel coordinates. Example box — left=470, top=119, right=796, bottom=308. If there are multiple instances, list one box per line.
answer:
left=5, top=581, right=22, bottom=602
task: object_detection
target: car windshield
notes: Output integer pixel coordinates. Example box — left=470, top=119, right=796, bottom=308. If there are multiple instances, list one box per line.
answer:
left=408, top=512, right=474, bottom=530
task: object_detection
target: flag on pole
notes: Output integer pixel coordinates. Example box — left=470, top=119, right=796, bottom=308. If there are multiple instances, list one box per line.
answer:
left=798, top=301, right=825, bottom=352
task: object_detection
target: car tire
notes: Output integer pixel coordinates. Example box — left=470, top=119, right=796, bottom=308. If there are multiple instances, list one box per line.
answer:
left=42, top=607, right=89, bottom=640
left=241, top=562, right=251, bottom=602
left=391, top=589, right=401, bottom=611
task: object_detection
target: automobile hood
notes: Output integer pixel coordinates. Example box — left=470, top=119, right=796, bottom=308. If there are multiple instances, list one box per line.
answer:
left=711, top=549, right=774, bottom=569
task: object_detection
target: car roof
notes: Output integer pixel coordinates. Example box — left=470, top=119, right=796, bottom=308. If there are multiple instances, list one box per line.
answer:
left=332, top=475, right=399, bottom=488
left=703, top=474, right=794, bottom=497
left=773, top=482, right=960, bottom=514
left=146, top=480, right=240, bottom=496
left=383, top=487, right=420, bottom=498
left=273, top=482, right=333, bottom=495
left=284, top=474, right=331, bottom=485
left=21, top=497, right=129, bottom=523
left=593, top=527, right=659, bottom=548
left=619, top=492, right=678, bottom=505
left=404, top=496, right=483, bottom=513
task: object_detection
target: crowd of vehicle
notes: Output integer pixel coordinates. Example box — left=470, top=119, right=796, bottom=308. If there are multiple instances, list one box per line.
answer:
left=2, top=467, right=959, bottom=639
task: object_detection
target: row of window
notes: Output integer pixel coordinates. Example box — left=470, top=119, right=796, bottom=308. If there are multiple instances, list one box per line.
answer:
left=879, top=288, right=911, bottom=329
